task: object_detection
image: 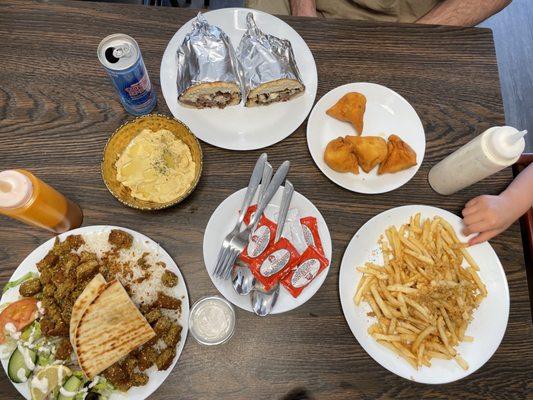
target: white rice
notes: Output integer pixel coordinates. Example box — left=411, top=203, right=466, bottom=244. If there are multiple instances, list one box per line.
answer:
left=76, top=231, right=180, bottom=318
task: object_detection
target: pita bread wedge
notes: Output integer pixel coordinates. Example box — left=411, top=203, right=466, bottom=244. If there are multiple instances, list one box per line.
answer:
left=70, top=274, right=107, bottom=347
left=75, top=280, right=155, bottom=379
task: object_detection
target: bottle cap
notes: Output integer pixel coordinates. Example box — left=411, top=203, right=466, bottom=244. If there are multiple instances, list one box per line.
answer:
left=0, top=170, right=33, bottom=209
left=486, top=126, right=526, bottom=161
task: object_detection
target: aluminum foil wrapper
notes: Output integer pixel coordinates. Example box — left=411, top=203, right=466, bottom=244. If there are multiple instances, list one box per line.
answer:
left=237, top=13, right=304, bottom=97
left=176, top=13, right=242, bottom=98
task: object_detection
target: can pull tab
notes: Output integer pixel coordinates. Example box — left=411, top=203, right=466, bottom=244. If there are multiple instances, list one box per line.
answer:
left=105, top=44, right=132, bottom=64
left=113, top=44, right=131, bottom=59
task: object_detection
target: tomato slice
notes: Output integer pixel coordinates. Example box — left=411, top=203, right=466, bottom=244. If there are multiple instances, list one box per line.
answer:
left=0, top=298, right=38, bottom=344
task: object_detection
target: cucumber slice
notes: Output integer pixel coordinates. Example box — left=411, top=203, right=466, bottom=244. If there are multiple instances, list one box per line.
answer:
left=57, top=375, right=83, bottom=400
left=8, top=347, right=37, bottom=383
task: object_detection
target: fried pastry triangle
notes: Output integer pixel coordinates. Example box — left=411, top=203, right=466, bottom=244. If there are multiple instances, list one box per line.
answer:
left=345, top=135, right=388, bottom=173
left=324, top=137, right=359, bottom=174
left=326, top=92, right=366, bottom=135
left=378, top=134, right=417, bottom=174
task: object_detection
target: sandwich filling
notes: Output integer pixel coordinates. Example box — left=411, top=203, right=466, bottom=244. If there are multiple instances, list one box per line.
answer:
left=247, top=87, right=303, bottom=106
left=179, top=91, right=240, bottom=109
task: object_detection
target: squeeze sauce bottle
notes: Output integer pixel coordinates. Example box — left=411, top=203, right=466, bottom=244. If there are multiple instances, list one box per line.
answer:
left=428, top=126, right=526, bottom=195
left=0, top=169, right=83, bottom=233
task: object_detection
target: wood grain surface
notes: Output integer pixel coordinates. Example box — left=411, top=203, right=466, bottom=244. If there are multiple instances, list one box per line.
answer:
left=0, top=1, right=531, bottom=399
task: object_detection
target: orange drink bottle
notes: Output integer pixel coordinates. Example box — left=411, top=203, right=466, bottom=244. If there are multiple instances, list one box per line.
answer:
left=0, top=169, right=83, bottom=233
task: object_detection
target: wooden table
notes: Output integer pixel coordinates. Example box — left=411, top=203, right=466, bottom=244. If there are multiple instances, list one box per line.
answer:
left=0, top=1, right=531, bottom=398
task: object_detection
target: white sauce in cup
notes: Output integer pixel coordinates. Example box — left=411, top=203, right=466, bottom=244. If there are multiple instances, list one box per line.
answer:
left=189, top=296, right=235, bottom=345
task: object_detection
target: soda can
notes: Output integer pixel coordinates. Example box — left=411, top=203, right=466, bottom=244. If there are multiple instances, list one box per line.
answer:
left=97, top=34, right=157, bottom=116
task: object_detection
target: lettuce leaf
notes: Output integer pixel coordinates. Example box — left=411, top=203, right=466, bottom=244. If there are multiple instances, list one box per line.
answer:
left=2, top=272, right=39, bottom=294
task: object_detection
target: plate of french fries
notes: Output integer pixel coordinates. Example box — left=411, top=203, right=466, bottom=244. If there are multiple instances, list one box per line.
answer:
left=339, top=205, right=509, bottom=383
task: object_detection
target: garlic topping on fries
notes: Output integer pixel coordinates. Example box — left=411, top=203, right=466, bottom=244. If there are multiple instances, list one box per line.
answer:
left=354, top=214, right=487, bottom=370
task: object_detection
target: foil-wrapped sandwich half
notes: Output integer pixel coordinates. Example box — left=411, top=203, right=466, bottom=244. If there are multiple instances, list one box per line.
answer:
left=176, top=13, right=242, bottom=109
left=237, top=13, right=305, bottom=107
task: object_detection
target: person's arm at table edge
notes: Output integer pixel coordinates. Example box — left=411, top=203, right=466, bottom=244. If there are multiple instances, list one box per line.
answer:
left=417, top=0, right=512, bottom=26
left=290, top=0, right=318, bottom=17
left=462, top=163, right=533, bottom=245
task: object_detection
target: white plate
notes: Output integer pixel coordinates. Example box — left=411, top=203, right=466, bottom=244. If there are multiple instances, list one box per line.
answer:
left=307, top=83, right=425, bottom=193
left=203, top=187, right=332, bottom=313
left=339, top=205, right=509, bottom=384
left=0, top=226, right=189, bottom=400
left=160, top=8, right=318, bottom=151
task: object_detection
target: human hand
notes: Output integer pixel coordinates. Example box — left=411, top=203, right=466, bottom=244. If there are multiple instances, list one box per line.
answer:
left=461, top=194, right=517, bottom=245
left=291, top=0, right=318, bottom=17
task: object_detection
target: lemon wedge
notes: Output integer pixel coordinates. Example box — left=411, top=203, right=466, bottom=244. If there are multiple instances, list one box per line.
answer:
left=30, top=365, right=72, bottom=400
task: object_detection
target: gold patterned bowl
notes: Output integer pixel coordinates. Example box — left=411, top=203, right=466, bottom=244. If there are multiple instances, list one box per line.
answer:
left=101, top=114, right=203, bottom=210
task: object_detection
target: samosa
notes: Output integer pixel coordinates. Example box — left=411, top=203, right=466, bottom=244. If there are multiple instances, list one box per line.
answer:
left=326, top=92, right=366, bottom=135
left=378, top=135, right=417, bottom=174
left=323, top=137, right=359, bottom=174
left=345, top=135, right=388, bottom=173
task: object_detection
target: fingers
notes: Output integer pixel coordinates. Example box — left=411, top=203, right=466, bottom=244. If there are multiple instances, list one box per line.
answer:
left=463, top=221, right=494, bottom=236
left=462, top=204, right=479, bottom=217
left=468, top=229, right=502, bottom=246
left=464, top=196, right=481, bottom=209
left=462, top=213, right=485, bottom=226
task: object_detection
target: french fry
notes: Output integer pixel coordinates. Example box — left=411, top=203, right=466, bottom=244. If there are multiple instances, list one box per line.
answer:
left=357, top=266, right=388, bottom=280
left=398, top=321, right=422, bottom=334
left=437, top=317, right=456, bottom=356
left=378, top=340, right=418, bottom=369
left=439, top=306, right=458, bottom=345
left=455, top=355, right=469, bottom=370
left=354, top=276, right=375, bottom=306
left=388, top=318, right=397, bottom=335
left=355, top=274, right=366, bottom=293
left=404, top=248, right=435, bottom=265
left=467, top=267, right=487, bottom=296
left=404, top=297, right=431, bottom=322
left=372, top=333, right=402, bottom=342
left=366, top=293, right=383, bottom=320
left=438, top=217, right=460, bottom=243
left=427, top=350, right=452, bottom=360
left=412, top=326, right=436, bottom=352
left=393, top=342, right=417, bottom=360
left=371, top=285, right=393, bottom=319
left=354, top=214, right=486, bottom=371
left=387, top=284, right=417, bottom=294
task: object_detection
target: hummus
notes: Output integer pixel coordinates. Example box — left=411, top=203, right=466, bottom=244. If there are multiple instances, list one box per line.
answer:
left=115, top=128, right=196, bottom=203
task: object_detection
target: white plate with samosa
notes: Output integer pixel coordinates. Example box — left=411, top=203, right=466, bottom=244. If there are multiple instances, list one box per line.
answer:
left=307, top=82, right=425, bottom=194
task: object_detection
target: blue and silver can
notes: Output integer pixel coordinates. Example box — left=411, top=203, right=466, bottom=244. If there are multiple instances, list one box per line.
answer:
left=97, top=34, right=156, bottom=115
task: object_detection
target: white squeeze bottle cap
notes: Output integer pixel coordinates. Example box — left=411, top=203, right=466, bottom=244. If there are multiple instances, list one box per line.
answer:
left=0, top=170, right=33, bottom=209
left=486, top=126, right=527, bottom=162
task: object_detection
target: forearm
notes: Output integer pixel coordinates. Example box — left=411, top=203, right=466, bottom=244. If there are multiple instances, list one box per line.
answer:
left=417, top=0, right=511, bottom=26
left=500, top=163, right=533, bottom=219
left=290, top=0, right=317, bottom=17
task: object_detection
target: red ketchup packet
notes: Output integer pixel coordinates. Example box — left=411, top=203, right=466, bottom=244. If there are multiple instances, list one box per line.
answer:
left=242, top=204, right=258, bottom=226
left=300, top=216, right=325, bottom=257
left=281, top=245, right=329, bottom=298
left=240, top=214, right=277, bottom=265
left=249, top=238, right=300, bottom=291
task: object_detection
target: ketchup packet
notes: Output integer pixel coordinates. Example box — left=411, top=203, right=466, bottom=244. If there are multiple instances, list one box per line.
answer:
left=242, top=204, right=258, bottom=226
left=249, top=238, right=300, bottom=291
left=281, top=245, right=329, bottom=298
left=240, top=214, right=277, bottom=265
left=300, top=217, right=325, bottom=257
left=275, top=208, right=307, bottom=254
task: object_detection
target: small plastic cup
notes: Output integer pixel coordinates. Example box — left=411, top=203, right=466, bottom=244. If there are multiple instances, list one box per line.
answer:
left=189, top=295, right=235, bottom=346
